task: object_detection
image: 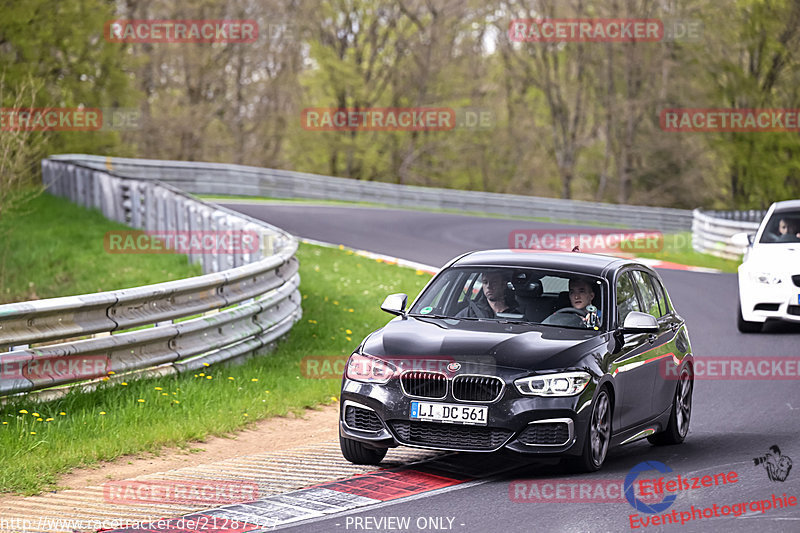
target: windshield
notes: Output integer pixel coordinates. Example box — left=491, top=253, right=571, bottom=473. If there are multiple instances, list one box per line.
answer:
left=409, top=266, right=606, bottom=331
left=759, top=210, right=800, bottom=243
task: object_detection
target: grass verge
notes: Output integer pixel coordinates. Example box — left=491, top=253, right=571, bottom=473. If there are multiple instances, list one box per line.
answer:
left=0, top=193, right=202, bottom=304
left=0, top=242, right=431, bottom=495
left=629, top=232, right=740, bottom=273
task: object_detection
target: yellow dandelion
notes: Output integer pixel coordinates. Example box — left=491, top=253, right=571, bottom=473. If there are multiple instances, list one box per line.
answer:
left=303, top=294, right=308, bottom=299
left=251, top=378, right=258, bottom=382
left=59, top=412, right=66, bottom=416
left=30, top=431, right=36, bottom=435
left=338, top=244, right=344, bottom=250
left=330, top=396, right=338, bottom=402
left=203, top=363, right=210, bottom=367
left=102, top=376, right=109, bottom=381
left=243, top=413, right=249, bottom=417
left=348, top=308, right=354, bottom=312
left=137, top=399, right=145, bottom=403
left=36, top=418, right=42, bottom=421
left=45, top=418, right=53, bottom=422
left=198, top=373, right=205, bottom=377
left=416, top=270, right=425, bottom=275
left=19, top=410, right=27, bottom=414
left=154, top=387, right=162, bottom=391
left=206, top=375, right=212, bottom=380
left=227, top=376, right=234, bottom=380
left=161, top=393, right=168, bottom=396
left=346, top=337, right=352, bottom=341
left=2, top=422, right=7, bottom=425
left=32, top=412, right=40, bottom=417
left=345, top=329, right=352, bottom=334
left=121, top=382, right=128, bottom=386
left=265, top=390, right=270, bottom=394
left=174, top=400, right=180, bottom=404
left=108, top=371, right=116, bottom=375
left=99, top=412, right=106, bottom=415
left=333, top=300, right=339, bottom=305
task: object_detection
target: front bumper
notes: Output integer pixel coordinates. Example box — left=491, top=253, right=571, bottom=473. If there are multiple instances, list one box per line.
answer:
left=339, top=377, right=595, bottom=456
left=738, top=272, right=800, bottom=324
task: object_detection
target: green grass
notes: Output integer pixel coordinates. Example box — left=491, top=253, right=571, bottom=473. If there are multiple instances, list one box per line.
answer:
left=629, top=232, right=741, bottom=273
left=0, top=193, right=202, bottom=304
left=0, top=242, right=432, bottom=495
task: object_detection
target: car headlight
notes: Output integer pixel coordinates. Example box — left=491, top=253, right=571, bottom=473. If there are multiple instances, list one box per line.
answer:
left=748, top=272, right=782, bottom=284
left=515, top=371, right=591, bottom=396
left=345, top=353, right=396, bottom=383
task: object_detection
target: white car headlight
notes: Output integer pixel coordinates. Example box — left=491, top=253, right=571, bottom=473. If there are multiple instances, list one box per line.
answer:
left=748, top=272, right=782, bottom=284
left=515, top=371, right=591, bottom=397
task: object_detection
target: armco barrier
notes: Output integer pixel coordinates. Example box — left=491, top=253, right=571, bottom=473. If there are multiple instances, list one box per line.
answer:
left=49, top=154, right=695, bottom=232
left=691, top=208, right=762, bottom=261
left=0, top=159, right=301, bottom=397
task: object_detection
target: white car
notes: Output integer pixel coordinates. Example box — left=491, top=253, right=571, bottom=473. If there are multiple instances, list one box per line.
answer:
left=733, top=200, right=800, bottom=333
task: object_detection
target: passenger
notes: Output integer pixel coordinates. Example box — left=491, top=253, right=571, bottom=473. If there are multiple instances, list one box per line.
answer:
left=457, top=271, right=519, bottom=318
left=542, top=277, right=599, bottom=327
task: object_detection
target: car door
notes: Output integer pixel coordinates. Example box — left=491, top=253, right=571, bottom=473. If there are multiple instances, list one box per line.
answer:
left=643, top=272, right=688, bottom=415
left=610, top=270, right=656, bottom=430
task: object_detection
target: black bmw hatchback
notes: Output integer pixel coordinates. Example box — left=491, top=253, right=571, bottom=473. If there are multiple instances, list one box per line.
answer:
left=339, top=250, right=694, bottom=472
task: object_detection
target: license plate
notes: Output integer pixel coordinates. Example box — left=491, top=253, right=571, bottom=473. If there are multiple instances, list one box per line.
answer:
left=410, top=401, right=488, bottom=426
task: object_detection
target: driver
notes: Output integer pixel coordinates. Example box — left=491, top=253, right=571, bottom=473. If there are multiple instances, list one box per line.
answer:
left=777, top=217, right=800, bottom=242
left=457, top=271, right=519, bottom=318
left=568, top=277, right=595, bottom=311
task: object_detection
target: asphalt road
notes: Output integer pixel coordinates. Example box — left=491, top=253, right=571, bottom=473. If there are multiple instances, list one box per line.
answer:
left=223, top=202, right=800, bottom=533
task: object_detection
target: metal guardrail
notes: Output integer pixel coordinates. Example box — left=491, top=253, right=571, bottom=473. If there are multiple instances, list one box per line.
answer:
left=0, top=160, right=302, bottom=397
left=50, top=154, right=695, bottom=232
left=691, top=208, right=761, bottom=261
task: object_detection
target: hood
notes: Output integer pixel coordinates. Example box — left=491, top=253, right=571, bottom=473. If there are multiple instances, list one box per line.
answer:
left=361, top=316, right=607, bottom=372
left=748, top=243, right=800, bottom=268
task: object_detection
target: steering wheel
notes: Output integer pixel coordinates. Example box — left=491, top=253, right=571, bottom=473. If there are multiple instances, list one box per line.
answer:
left=553, top=307, right=588, bottom=317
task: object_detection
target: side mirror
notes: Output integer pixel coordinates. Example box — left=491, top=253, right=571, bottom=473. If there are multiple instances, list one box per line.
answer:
left=381, top=293, right=407, bottom=316
left=620, top=311, right=658, bottom=334
left=731, top=232, right=752, bottom=248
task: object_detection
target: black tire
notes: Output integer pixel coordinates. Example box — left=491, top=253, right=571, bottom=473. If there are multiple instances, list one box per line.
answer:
left=339, top=435, right=387, bottom=465
left=648, top=365, right=692, bottom=445
left=564, top=387, right=612, bottom=473
left=737, top=301, right=762, bottom=333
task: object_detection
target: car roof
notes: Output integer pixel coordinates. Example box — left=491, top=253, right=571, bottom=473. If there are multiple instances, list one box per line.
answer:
left=450, top=249, right=634, bottom=277
left=772, top=199, right=800, bottom=212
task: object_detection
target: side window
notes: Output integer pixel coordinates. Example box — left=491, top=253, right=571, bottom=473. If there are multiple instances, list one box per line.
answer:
left=458, top=272, right=482, bottom=303
left=616, top=272, right=641, bottom=324
left=631, top=271, right=660, bottom=319
left=648, top=275, right=671, bottom=316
